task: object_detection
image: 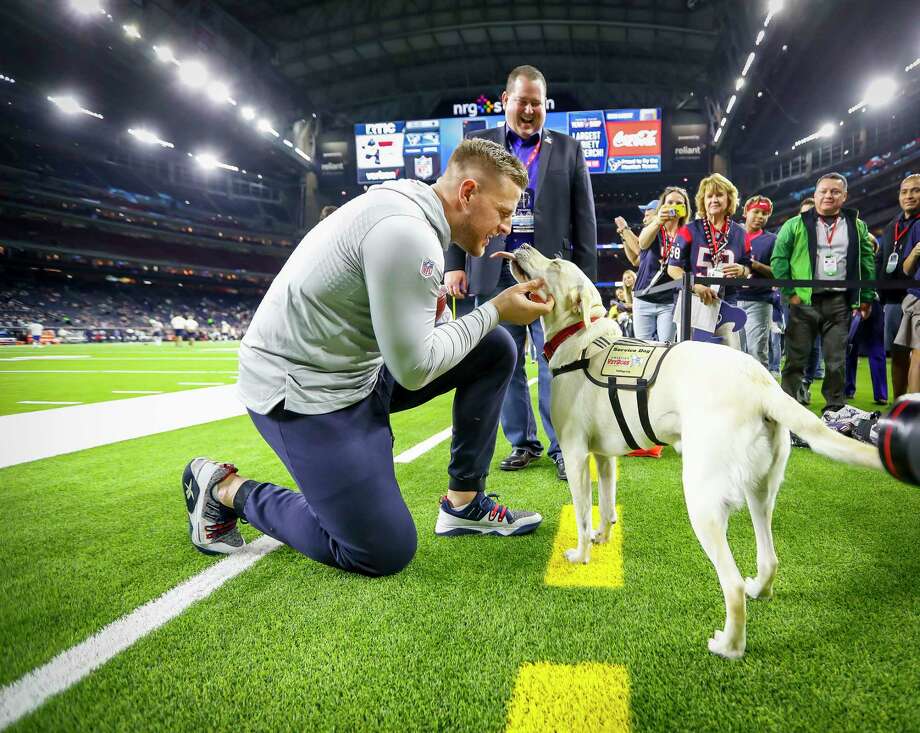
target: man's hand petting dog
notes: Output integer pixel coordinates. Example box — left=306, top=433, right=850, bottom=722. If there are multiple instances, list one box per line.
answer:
left=490, top=278, right=555, bottom=325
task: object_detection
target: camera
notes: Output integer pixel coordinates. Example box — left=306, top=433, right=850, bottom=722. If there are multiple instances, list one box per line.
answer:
left=661, top=203, right=687, bottom=219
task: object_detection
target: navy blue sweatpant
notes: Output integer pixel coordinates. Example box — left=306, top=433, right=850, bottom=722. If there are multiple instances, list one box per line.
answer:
left=237, top=327, right=516, bottom=576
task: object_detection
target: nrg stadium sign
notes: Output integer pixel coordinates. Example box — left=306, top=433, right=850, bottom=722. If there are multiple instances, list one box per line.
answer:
left=452, top=94, right=556, bottom=117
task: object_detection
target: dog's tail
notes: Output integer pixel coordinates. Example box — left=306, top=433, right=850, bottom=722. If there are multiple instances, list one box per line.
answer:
left=760, top=379, right=882, bottom=470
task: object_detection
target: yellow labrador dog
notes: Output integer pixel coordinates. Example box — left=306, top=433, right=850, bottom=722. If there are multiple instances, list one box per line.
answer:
left=496, top=244, right=883, bottom=659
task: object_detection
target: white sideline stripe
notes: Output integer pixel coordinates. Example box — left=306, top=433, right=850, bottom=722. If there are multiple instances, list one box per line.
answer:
left=394, top=427, right=452, bottom=463
left=0, top=370, right=238, bottom=375
left=111, top=390, right=163, bottom=395
left=0, top=356, right=90, bottom=361
left=391, top=377, right=536, bottom=464
left=17, top=401, right=83, bottom=406
left=0, top=386, right=245, bottom=469
left=0, top=536, right=282, bottom=731
left=0, top=395, right=500, bottom=724
left=177, top=381, right=227, bottom=386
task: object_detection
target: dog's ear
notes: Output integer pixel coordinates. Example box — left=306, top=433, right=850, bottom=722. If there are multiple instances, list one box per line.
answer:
left=567, top=286, right=595, bottom=329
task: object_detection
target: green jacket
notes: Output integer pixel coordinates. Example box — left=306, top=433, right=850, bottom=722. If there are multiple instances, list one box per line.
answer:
left=771, top=207, right=876, bottom=307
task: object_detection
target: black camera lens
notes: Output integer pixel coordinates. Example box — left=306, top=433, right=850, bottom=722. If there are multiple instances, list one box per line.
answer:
left=877, top=395, right=920, bottom=486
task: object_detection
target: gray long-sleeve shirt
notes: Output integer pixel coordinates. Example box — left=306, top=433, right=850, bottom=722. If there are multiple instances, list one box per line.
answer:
left=238, top=179, right=499, bottom=415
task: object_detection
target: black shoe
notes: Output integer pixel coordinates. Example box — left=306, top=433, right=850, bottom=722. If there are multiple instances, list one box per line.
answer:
left=554, top=456, right=568, bottom=482
left=499, top=448, right=541, bottom=471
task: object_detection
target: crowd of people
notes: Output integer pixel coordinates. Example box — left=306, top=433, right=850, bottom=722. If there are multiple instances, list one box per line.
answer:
left=613, top=171, right=920, bottom=409
left=0, top=280, right=259, bottom=341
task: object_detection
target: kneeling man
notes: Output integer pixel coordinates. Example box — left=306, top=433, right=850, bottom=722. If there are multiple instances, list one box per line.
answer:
left=181, top=139, right=553, bottom=576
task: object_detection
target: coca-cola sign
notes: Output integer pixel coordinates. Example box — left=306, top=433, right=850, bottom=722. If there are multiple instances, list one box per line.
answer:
left=612, top=129, right=658, bottom=148
left=605, top=119, right=661, bottom=156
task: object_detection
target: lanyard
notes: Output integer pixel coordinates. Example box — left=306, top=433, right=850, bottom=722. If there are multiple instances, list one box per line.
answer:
left=703, top=219, right=730, bottom=264
left=520, top=139, right=542, bottom=169
left=893, top=214, right=919, bottom=251
left=659, top=227, right=676, bottom=262
left=819, top=216, right=840, bottom=246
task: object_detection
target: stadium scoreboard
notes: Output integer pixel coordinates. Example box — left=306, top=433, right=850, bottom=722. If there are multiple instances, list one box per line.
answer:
left=354, top=108, right=662, bottom=184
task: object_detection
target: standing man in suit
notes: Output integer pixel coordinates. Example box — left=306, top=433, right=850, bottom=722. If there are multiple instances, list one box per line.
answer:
left=444, top=65, right=597, bottom=481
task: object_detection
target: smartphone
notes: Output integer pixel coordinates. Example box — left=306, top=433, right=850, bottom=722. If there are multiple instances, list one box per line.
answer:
left=663, top=203, right=687, bottom=219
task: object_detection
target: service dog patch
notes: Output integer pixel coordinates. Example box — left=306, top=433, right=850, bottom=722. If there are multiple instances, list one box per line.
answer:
left=599, top=342, right=657, bottom=379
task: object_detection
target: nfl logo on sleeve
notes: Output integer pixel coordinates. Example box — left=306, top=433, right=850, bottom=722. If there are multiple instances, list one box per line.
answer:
left=419, top=257, right=435, bottom=278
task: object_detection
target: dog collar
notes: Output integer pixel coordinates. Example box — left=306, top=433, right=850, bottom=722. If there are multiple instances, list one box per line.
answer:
left=543, top=317, right=600, bottom=361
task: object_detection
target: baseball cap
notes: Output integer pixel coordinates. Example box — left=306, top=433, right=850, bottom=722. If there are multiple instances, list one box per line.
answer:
left=638, top=199, right=659, bottom=212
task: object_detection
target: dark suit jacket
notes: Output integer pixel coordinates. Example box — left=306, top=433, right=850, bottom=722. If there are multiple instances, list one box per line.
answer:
left=444, top=125, right=598, bottom=295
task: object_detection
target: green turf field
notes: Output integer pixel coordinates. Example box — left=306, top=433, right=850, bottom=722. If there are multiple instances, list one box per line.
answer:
left=0, top=342, right=241, bottom=415
left=1, top=348, right=918, bottom=731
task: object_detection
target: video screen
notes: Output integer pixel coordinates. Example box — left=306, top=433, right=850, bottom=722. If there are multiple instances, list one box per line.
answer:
left=355, top=108, right=661, bottom=184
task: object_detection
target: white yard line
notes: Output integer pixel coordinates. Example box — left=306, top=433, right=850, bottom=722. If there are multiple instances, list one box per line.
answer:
left=0, top=391, right=500, bottom=727
left=0, top=386, right=245, bottom=469
left=111, top=390, right=163, bottom=395
left=0, top=536, right=282, bottom=731
left=392, top=377, right=537, bottom=463
left=17, top=401, right=83, bottom=406
left=394, top=427, right=452, bottom=463
left=0, top=370, right=238, bottom=375
left=0, top=357, right=237, bottom=362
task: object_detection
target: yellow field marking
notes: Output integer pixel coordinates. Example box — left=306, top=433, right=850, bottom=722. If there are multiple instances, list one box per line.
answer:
left=505, top=662, right=630, bottom=732
left=544, top=504, right=623, bottom=588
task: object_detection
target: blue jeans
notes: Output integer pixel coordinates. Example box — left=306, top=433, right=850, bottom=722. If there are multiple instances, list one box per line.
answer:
left=769, top=331, right=783, bottom=373
left=632, top=297, right=676, bottom=341
left=739, top=300, right=772, bottom=369
left=884, top=302, right=904, bottom=351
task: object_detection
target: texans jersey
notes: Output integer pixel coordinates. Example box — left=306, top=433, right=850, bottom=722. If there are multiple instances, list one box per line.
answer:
left=668, top=219, right=751, bottom=303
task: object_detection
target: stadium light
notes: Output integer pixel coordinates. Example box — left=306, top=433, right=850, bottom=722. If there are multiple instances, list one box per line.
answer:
left=70, top=0, right=104, bottom=14
left=178, top=60, right=209, bottom=89
left=47, top=95, right=104, bottom=119
left=122, top=24, right=141, bottom=40
left=127, top=127, right=174, bottom=148
left=0, top=74, right=14, bottom=84
left=735, top=77, right=745, bottom=91
left=819, top=122, right=835, bottom=138
left=153, top=45, right=176, bottom=64
left=907, top=58, right=920, bottom=73
left=864, top=77, right=898, bottom=107
left=741, top=52, right=756, bottom=77
left=195, top=152, right=219, bottom=170
left=256, top=118, right=280, bottom=137
left=755, top=30, right=765, bottom=46
left=726, top=94, right=737, bottom=113
left=767, top=0, right=784, bottom=13
left=206, top=80, right=230, bottom=104
left=720, top=117, right=727, bottom=127
left=714, top=127, right=723, bottom=143
left=240, top=105, right=256, bottom=121
left=195, top=151, right=239, bottom=173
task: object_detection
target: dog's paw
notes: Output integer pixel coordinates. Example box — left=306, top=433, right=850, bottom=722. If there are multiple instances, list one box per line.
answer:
left=707, top=631, right=745, bottom=660
left=745, top=576, right=774, bottom=600
left=564, top=548, right=589, bottom=564
left=591, top=526, right=611, bottom=544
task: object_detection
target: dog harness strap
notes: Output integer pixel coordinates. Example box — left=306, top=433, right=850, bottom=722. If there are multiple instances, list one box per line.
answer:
left=608, top=377, right=640, bottom=450
left=551, top=359, right=590, bottom=377
left=635, top=379, right=667, bottom=446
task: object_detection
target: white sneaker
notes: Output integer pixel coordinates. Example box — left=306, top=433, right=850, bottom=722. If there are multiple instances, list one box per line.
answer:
left=435, top=492, right=542, bottom=537
left=182, top=458, right=245, bottom=555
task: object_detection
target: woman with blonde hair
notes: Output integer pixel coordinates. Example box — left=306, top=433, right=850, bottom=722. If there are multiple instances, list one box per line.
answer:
left=667, top=173, right=752, bottom=348
left=631, top=186, right=692, bottom=340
